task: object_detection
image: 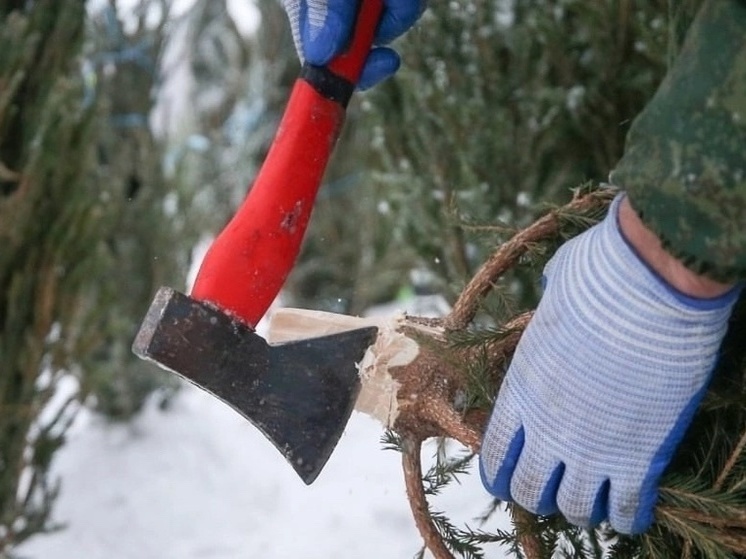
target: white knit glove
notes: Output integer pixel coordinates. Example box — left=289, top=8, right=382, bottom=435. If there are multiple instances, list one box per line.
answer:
left=280, top=0, right=425, bottom=89
left=479, top=193, right=740, bottom=534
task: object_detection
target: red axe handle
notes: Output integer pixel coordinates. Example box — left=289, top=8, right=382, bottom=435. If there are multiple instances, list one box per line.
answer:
left=191, top=0, right=383, bottom=327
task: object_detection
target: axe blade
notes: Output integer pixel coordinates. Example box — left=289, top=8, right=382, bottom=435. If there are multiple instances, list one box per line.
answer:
left=133, top=287, right=377, bottom=484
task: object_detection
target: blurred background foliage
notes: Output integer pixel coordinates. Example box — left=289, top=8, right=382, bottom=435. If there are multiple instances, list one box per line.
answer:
left=0, top=0, right=708, bottom=553
left=289, top=0, right=682, bottom=314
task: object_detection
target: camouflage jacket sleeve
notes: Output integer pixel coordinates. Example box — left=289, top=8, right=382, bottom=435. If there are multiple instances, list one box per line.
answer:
left=609, top=0, right=746, bottom=282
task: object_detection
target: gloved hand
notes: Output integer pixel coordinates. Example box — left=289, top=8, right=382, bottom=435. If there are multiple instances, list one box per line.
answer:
left=280, top=0, right=426, bottom=89
left=479, top=193, right=740, bottom=534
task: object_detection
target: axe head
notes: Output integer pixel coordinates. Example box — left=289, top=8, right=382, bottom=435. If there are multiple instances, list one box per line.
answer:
left=133, top=287, right=377, bottom=484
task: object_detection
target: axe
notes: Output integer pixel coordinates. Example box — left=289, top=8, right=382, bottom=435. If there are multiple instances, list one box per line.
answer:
left=133, top=0, right=383, bottom=485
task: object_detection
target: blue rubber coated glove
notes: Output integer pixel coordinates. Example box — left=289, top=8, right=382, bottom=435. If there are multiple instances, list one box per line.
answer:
left=479, top=193, right=740, bottom=534
left=281, top=0, right=426, bottom=90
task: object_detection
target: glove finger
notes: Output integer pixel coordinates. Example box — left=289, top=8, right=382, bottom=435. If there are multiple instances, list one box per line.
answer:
left=358, top=47, right=400, bottom=90
left=479, top=391, right=524, bottom=501
left=556, top=470, right=610, bottom=528
left=376, top=0, right=427, bottom=44
left=301, top=0, right=358, bottom=65
left=510, top=446, right=564, bottom=516
left=480, top=427, right=524, bottom=502
left=609, top=480, right=653, bottom=535
left=609, top=379, right=712, bottom=534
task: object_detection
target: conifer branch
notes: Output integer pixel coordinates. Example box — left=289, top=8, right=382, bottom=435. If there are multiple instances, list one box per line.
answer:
left=714, top=429, right=746, bottom=493
left=511, top=506, right=544, bottom=559
left=658, top=505, right=746, bottom=532
left=390, top=190, right=615, bottom=558
left=402, top=436, right=457, bottom=559
left=444, top=188, right=615, bottom=331
left=481, top=312, right=533, bottom=367
left=419, top=395, right=481, bottom=453
left=654, top=505, right=746, bottom=557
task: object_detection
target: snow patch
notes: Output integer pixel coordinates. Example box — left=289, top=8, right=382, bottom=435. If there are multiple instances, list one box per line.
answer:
left=16, top=385, right=510, bottom=558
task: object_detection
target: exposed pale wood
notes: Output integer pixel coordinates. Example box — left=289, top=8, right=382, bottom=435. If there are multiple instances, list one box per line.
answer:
left=268, top=308, right=429, bottom=427
left=267, top=307, right=380, bottom=343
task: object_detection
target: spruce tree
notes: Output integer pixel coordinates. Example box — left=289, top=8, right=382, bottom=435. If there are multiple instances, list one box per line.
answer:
left=0, top=1, right=188, bottom=551
left=0, top=2, right=94, bottom=547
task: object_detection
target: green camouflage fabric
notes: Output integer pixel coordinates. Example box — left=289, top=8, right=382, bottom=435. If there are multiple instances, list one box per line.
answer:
left=610, top=0, right=746, bottom=282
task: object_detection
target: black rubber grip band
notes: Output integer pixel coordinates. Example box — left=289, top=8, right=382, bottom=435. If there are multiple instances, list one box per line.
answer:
left=301, top=63, right=355, bottom=108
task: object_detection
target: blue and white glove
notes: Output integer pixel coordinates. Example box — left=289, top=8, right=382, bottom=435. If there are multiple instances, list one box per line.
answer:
left=479, top=193, right=740, bottom=534
left=281, top=0, right=426, bottom=89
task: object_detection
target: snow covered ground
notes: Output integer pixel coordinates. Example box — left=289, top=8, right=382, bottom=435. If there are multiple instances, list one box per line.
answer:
left=17, top=379, right=511, bottom=559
